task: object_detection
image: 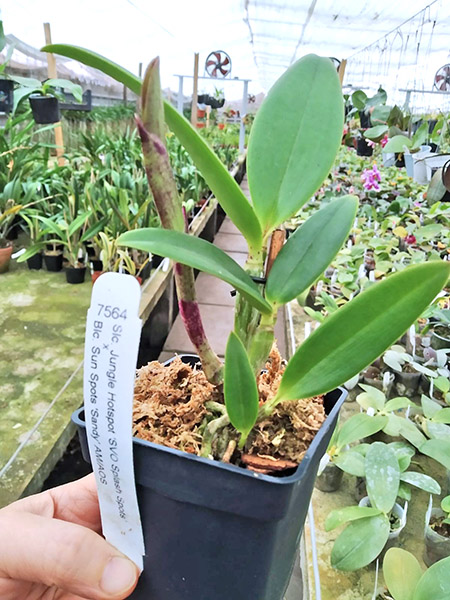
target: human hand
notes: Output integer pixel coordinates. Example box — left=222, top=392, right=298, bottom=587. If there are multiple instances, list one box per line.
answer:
left=0, top=474, right=139, bottom=599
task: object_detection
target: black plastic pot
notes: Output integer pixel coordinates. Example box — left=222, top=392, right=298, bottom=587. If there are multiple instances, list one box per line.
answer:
left=359, top=111, right=371, bottom=128
left=315, top=461, right=343, bottom=492
left=65, top=266, right=86, bottom=284
left=151, top=254, right=164, bottom=269
left=90, top=259, right=103, bottom=272
left=73, top=355, right=346, bottom=600
left=356, top=138, right=373, bottom=157
left=27, top=253, right=43, bottom=270
left=0, top=79, right=14, bottom=113
left=29, top=94, right=60, bottom=124
left=44, top=253, right=63, bottom=272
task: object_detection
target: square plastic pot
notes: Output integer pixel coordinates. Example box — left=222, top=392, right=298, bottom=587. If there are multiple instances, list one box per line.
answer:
left=72, top=356, right=346, bottom=600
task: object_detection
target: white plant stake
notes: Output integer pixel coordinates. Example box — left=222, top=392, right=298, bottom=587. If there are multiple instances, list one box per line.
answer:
left=84, top=273, right=145, bottom=570
left=409, top=324, right=416, bottom=359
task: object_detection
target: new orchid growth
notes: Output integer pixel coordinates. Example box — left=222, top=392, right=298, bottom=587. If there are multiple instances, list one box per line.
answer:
left=43, top=44, right=450, bottom=455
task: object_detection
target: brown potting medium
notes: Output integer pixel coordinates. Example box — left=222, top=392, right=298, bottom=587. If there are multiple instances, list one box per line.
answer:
left=431, top=516, right=450, bottom=537
left=133, top=347, right=325, bottom=474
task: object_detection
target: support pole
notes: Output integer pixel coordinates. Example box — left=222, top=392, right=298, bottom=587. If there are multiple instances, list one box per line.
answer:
left=138, top=62, right=143, bottom=78
left=239, top=80, right=248, bottom=154
left=191, top=53, right=199, bottom=127
left=177, top=75, right=184, bottom=115
left=43, top=22, right=65, bottom=166
left=338, top=59, right=347, bottom=86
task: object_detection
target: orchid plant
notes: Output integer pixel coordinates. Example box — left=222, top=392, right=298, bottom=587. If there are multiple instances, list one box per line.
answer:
left=44, top=43, right=450, bottom=455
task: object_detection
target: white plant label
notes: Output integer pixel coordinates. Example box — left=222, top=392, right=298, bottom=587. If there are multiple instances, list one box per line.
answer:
left=84, top=272, right=145, bottom=570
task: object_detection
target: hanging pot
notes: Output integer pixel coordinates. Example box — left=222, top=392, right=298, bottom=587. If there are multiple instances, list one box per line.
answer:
left=0, top=242, right=13, bottom=274
left=27, top=252, right=43, bottom=270
left=72, top=354, right=346, bottom=600
left=65, top=266, right=86, bottom=284
left=0, top=79, right=14, bottom=113
left=29, top=94, right=60, bottom=124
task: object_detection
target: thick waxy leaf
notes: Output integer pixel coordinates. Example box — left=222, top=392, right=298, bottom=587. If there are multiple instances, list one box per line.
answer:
left=384, top=416, right=427, bottom=449
left=117, top=229, right=271, bottom=314
left=335, top=413, right=388, bottom=449
left=42, top=44, right=262, bottom=248
left=384, top=397, right=413, bottom=412
left=413, top=556, right=450, bottom=600
left=265, top=196, right=358, bottom=304
left=331, top=514, right=390, bottom=571
left=442, top=496, right=450, bottom=513
left=334, top=450, right=365, bottom=476
left=247, top=54, right=344, bottom=233
left=383, top=548, right=423, bottom=600
left=400, top=472, right=441, bottom=494
left=365, top=442, right=400, bottom=513
left=364, top=125, right=389, bottom=141
left=325, top=505, right=382, bottom=531
left=433, top=407, right=450, bottom=423
left=383, top=135, right=413, bottom=153
left=224, top=332, right=259, bottom=438
left=420, top=439, right=450, bottom=470
left=276, top=262, right=450, bottom=402
left=357, top=384, right=386, bottom=411
left=352, top=90, right=367, bottom=110
left=371, top=105, right=391, bottom=124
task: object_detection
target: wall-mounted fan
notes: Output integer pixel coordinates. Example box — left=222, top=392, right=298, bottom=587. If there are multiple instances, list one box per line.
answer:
left=434, top=64, right=450, bottom=92
left=205, top=51, right=232, bottom=78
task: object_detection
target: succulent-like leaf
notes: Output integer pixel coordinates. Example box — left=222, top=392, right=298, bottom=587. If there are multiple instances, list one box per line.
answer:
left=364, top=125, right=389, bottom=141
left=365, top=442, right=400, bottom=513
left=224, top=332, right=259, bottom=440
left=333, top=450, right=365, bottom=476
left=325, top=505, right=382, bottom=531
left=247, top=54, right=344, bottom=233
left=383, top=135, right=413, bottom=153
left=275, top=262, right=450, bottom=402
left=265, top=196, right=358, bottom=305
left=383, top=548, right=423, bottom=600
left=331, top=514, right=390, bottom=571
left=41, top=44, right=263, bottom=249
left=335, top=413, right=388, bottom=450
left=420, top=439, right=450, bottom=470
left=400, top=472, right=441, bottom=495
left=413, top=556, right=450, bottom=600
left=117, top=229, right=272, bottom=314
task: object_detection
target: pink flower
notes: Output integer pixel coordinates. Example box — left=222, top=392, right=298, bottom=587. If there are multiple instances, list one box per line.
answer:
left=405, top=234, right=416, bottom=244
left=361, top=165, right=382, bottom=191
left=380, top=134, right=389, bottom=148
left=367, top=139, right=376, bottom=148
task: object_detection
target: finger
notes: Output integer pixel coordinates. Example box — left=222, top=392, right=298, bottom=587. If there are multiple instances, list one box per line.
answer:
left=0, top=511, right=139, bottom=600
left=6, top=475, right=102, bottom=533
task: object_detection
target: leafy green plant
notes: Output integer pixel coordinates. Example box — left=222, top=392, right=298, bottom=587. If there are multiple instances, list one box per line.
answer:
left=326, top=442, right=440, bottom=571
left=11, top=75, right=83, bottom=114
left=381, top=548, right=450, bottom=600
left=45, top=45, right=450, bottom=456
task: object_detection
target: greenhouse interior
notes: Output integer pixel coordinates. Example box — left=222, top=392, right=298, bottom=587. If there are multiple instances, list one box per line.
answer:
left=1, top=1, right=450, bottom=599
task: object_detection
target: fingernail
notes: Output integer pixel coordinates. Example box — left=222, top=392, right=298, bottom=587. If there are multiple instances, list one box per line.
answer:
left=101, top=557, right=138, bottom=595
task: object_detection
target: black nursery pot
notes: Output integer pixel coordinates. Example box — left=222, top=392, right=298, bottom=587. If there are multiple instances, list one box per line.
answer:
left=27, top=253, right=43, bottom=270
left=44, top=253, right=63, bottom=272
left=73, top=355, right=346, bottom=600
left=0, top=79, right=14, bottom=113
left=65, top=266, right=86, bottom=284
left=356, top=137, right=373, bottom=157
left=29, top=94, right=60, bottom=124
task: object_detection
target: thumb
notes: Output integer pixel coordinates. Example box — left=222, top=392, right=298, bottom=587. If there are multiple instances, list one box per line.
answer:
left=0, top=511, right=139, bottom=599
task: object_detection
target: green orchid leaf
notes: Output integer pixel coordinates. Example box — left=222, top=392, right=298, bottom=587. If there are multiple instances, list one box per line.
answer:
left=397, top=481, right=412, bottom=501
left=383, top=135, right=413, bottom=153
left=331, top=514, right=390, bottom=571
left=224, top=332, right=259, bottom=441
left=420, top=439, right=450, bottom=470
left=10, top=75, right=42, bottom=88
left=352, top=90, right=367, bottom=110
left=41, top=44, right=262, bottom=248
left=441, top=496, right=450, bottom=513
left=335, top=413, right=388, bottom=450
left=371, top=105, right=391, bottom=125
left=413, top=556, right=450, bottom=600
left=265, top=196, right=358, bottom=305
left=276, top=262, right=450, bottom=402
left=325, top=505, right=382, bottom=531
left=80, top=216, right=109, bottom=244
left=247, top=54, right=344, bottom=233
left=365, top=442, right=400, bottom=513
left=364, top=125, right=389, bottom=141
left=383, top=548, right=423, bottom=600
left=117, top=229, right=272, bottom=314
left=16, top=242, right=46, bottom=263
left=433, top=407, right=450, bottom=424
left=425, top=421, right=450, bottom=440
left=400, top=472, right=441, bottom=495
left=384, top=397, right=413, bottom=412
left=333, top=450, right=366, bottom=476
left=411, top=122, right=429, bottom=150
left=357, top=384, right=386, bottom=411
left=67, top=211, right=90, bottom=237
left=46, top=78, right=83, bottom=102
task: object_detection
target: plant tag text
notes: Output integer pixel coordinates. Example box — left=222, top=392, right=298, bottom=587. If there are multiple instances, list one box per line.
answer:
left=84, top=273, right=145, bottom=570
